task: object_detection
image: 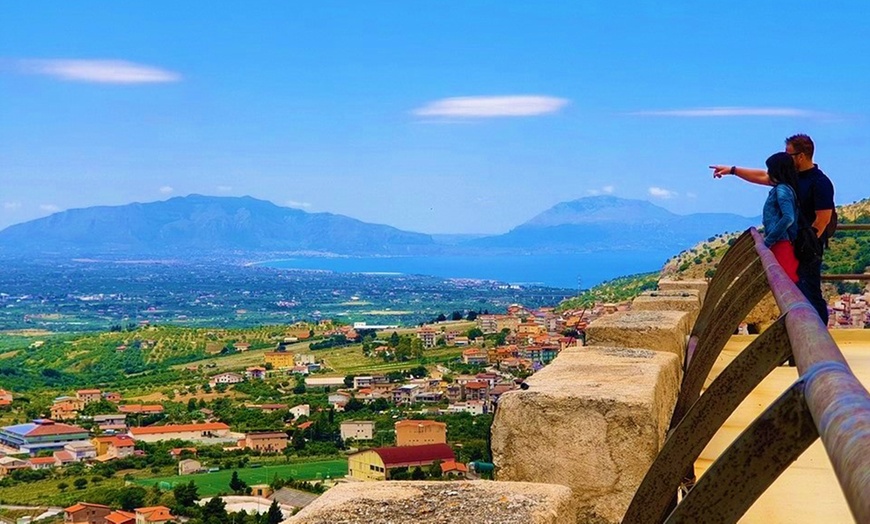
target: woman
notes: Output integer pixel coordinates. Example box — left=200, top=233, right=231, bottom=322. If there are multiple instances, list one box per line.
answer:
left=762, top=152, right=800, bottom=282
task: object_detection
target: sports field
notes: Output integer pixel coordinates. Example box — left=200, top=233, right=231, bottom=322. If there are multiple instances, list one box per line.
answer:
left=133, top=459, right=347, bottom=496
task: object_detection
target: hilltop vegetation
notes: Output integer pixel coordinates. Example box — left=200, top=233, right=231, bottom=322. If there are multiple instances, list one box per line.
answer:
left=557, top=272, right=659, bottom=311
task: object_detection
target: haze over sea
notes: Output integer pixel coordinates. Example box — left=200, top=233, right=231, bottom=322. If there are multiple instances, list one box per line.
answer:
left=259, top=251, right=673, bottom=289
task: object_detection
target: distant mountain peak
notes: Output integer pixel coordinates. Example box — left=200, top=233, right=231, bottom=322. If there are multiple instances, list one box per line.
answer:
left=520, top=195, right=675, bottom=228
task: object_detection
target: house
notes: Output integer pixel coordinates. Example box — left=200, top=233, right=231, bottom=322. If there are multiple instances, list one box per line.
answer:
left=93, top=435, right=136, bottom=460
left=51, top=397, right=85, bottom=420
left=446, top=401, right=486, bottom=416
left=328, top=392, right=352, bottom=410
left=0, top=419, right=90, bottom=455
left=246, top=366, right=267, bottom=380
left=289, top=404, right=310, bottom=419
left=64, top=440, right=98, bottom=461
left=353, top=376, right=374, bottom=390
left=118, top=405, right=164, bottom=415
left=254, top=403, right=288, bottom=413
left=27, top=456, right=58, bottom=470
left=129, top=422, right=231, bottom=443
left=340, top=420, right=375, bottom=441
left=76, top=389, right=102, bottom=405
left=209, top=372, right=245, bottom=386
left=243, top=432, right=288, bottom=453
left=0, top=456, right=28, bottom=476
left=64, top=503, right=112, bottom=524
left=93, top=413, right=127, bottom=433
left=102, top=392, right=122, bottom=403
left=461, top=349, right=487, bottom=365
left=169, top=447, right=197, bottom=459
left=391, top=384, right=419, bottom=405
left=52, top=450, right=77, bottom=466
left=347, top=443, right=455, bottom=481
left=264, top=350, right=295, bottom=369
left=134, top=507, right=174, bottom=524
left=178, top=458, right=202, bottom=475
left=395, top=420, right=447, bottom=447
left=440, top=459, right=469, bottom=478
left=464, top=382, right=489, bottom=402
left=0, top=389, right=12, bottom=407
left=234, top=342, right=251, bottom=352
left=104, top=511, right=135, bottom=524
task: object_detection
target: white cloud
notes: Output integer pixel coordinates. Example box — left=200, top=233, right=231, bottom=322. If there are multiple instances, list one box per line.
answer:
left=649, top=187, right=677, bottom=199
left=686, top=192, right=698, bottom=199
left=15, top=59, right=181, bottom=84
left=159, top=186, right=174, bottom=194
left=3, top=202, right=21, bottom=211
left=287, top=200, right=311, bottom=208
left=586, top=185, right=616, bottom=196
left=413, top=96, right=569, bottom=118
left=39, top=204, right=61, bottom=212
left=628, top=106, right=829, bottom=118
left=216, top=185, right=233, bottom=192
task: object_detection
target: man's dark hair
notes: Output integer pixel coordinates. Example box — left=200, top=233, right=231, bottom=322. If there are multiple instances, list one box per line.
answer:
left=786, top=134, right=814, bottom=158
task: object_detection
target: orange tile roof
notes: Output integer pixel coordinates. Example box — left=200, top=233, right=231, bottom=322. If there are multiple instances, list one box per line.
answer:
left=135, top=507, right=174, bottom=522
left=28, top=457, right=57, bottom=465
left=65, top=503, right=111, bottom=513
left=130, top=422, right=229, bottom=436
left=296, top=421, right=314, bottom=430
left=105, top=511, right=135, bottom=524
left=440, top=459, right=468, bottom=473
left=77, top=389, right=101, bottom=394
left=118, top=404, right=165, bottom=414
left=395, top=419, right=446, bottom=428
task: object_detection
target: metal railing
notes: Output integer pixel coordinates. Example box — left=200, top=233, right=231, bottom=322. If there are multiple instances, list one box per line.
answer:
left=623, top=227, right=870, bottom=523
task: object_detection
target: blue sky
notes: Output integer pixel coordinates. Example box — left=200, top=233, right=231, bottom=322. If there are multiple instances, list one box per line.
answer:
left=1, top=2, right=868, bottom=234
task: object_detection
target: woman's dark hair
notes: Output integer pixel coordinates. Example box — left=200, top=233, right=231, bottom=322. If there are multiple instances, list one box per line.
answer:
left=766, top=152, right=798, bottom=189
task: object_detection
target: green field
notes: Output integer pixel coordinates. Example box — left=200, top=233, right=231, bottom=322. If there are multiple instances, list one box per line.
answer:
left=133, top=459, right=348, bottom=495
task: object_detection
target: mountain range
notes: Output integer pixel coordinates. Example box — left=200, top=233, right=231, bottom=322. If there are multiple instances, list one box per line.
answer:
left=0, top=194, right=760, bottom=257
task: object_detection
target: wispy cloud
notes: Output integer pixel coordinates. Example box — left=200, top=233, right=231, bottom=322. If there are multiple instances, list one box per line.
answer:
left=628, top=106, right=830, bottom=118
left=14, top=59, right=181, bottom=84
left=685, top=192, right=698, bottom=199
left=287, top=200, right=311, bottom=209
left=216, top=185, right=233, bottom=193
left=586, top=185, right=616, bottom=196
left=159, top=186, right=174, bottom=194
left=649, top=187, right=677, bottom=199
left=3, top=202, right=21, bottom=211
left=39, top=204, right=61, bottom=212
left=413, top=96, right=569, bottom=118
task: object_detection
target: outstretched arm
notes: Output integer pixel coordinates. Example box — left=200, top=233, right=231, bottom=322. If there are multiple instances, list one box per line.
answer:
left=709, top=165, right=772, bottom=186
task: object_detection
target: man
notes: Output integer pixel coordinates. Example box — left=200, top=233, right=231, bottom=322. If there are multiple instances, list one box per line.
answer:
left=709, top=134, right=835, bottom=324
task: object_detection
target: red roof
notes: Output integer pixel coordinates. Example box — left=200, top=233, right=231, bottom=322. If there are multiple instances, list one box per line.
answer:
left=105, top=511, right=136, bottom=524
left=65, top=503, right=111, bottom=513
left=130, top=422, right=229, bottom=436
left=28, top=457, right=57, bottom=465
left=26, top=420, right=88, bottom=437
left=369, top=443, right=455, bottom=468
left=297, top=421, right=314, bottom=430
left=96, top=435, right=135, bottom=447
left=464, top=382, right=488, bottom=390
left=440, top=459, right=468, bottom=473
left=118, top=404, right=165, bottom=414
left=77, top=389, right=101, bottom=394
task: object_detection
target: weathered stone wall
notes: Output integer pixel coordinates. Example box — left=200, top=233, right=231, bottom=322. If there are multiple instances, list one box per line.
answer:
left=285, top=481, right=578, bottom=524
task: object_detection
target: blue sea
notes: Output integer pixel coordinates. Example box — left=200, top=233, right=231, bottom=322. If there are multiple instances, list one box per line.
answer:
left=258, top=251, right=673, bottom=289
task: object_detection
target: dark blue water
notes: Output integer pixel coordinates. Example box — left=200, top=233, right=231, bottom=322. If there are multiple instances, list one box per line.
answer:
left=258, top=251, right=672, bottom=289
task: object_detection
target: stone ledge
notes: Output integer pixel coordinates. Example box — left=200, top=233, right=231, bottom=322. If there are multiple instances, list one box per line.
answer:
left=491, top=346, right=681, bottom=524
left=585, top=310, right=691, bottom=359
left=284, top=480, right=578, bottom=524
left=632, top=290, right=701, bottom=326
left=657, top=278, right=709, bottom=304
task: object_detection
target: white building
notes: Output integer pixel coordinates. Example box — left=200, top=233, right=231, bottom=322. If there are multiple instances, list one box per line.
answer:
left=209, top=372, right=245, bottom=386
left=289, top=404, right=310, bottom=419
left=340, top=420, right=375, bottom=441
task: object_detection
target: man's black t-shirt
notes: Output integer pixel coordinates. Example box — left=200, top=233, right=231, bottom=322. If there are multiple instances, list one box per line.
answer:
left=795, top=164, right=835, bottom=237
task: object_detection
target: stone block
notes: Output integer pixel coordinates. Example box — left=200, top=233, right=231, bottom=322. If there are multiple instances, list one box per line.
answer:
left=585, top=310, right=691, bottom=359
left=657, top=278, right=708, bottom=304
left=491, top=346, right=681, bottom=524
left=631, top=290, right=701, bottom=327
left=285, top=480, right=578, bottom=524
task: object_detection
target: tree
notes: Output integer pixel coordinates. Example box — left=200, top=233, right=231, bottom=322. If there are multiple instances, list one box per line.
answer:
left=343, top=374, right=355, bottom=388
left=411, top=466, right=426, bottom=480
left=466, top=328, right=484, bottom=340
left=116, top=486, right=147, bottom=510
left=266, top=500, right=283, bottom=524
left=389, top=332, right=400, bottom=347
left=435, top=313, right=447, bottom=322
left=229, top=471, right=247, bottom=494
left=73, top=477, right=88, bottom=490
left=451, top=311, right=463, bottom=321
left=201, top=495, right=228, bottom=524
left=57, top=481, right=68, bottom=492
left=466, top=310, right=478, bottom=321
left=173, top=480, right=200, bottom=507
left=187, top=398, right=198, bottom=412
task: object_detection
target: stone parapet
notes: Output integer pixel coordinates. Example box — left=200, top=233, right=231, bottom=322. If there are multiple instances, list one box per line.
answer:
left=657, top=278, right=709, bottom=304
left=491, top=346, right=681, bottom=524
left=632, top=290, right=702, bottom=326
left=284, top=480, right=578, bottom=524
left=585, top=310, right=691, bottom=360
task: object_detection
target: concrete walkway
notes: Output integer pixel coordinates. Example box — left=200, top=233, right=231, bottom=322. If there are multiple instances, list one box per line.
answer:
left=696, top=329, right=870, bottom=523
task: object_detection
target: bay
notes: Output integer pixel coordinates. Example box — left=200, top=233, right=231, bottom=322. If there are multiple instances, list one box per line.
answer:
left=258, top=251, right=673, bottom=289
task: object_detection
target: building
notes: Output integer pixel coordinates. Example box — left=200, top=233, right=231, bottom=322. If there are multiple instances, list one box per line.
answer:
left=446, top=401, right=487, bottom=416
left=461, top=349, right=488, bottom=365
left=51, top=397, right=85, bottom=420
left=440, top=459, right=469, bottom=478
left=134, top=507, right=174, bottom=524
left=289, top=404, right=310, bottom=419
left=178, top=458, right=202, bottom=475
left=0, top=456, right=29, bottom=476
left=76, top=389, right=102, bottom=404
left=464, top=382, right=489, bottom=402
left=118, top=405, right=164, bottom=415
left=243, top=432, right=288, bottom=453
left=93, top=435, right=136, bottom=460
left=0, top=419, right=90, bottom=455
left=264, top=350, right=295, bottom=369
left=104, top=511, right=135, bottom=524
left=28, top=456, right=58, bottom=470
left=353, top=376, right=374, bottom=390
left=395, top=420, right=447, bottom=447
left=64, top=503, right=112, bottom=524
left=246, top=366, right=267, bottom=380
left=64, top=440, right=98, bottom=461
left=93, top=414, right=127, bottom=433
left=416, top=326, right=438, bottom=349
left=391, top=384, right=420, bottom=405
left=0, top=389, right=12, bottom=407
left=340, top=420, right=375, bottom=441
left=129, top=422, right=231, bottom=443
left=328, top=392, right=352, bottom=410
left=347, top=443, right=455, bottom=481
left=209, top=372, right=245, bottom=385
